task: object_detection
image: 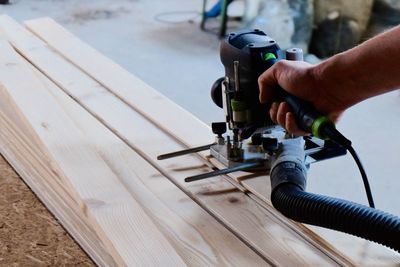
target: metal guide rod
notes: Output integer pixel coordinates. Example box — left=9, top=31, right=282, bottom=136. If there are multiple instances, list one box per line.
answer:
left=185, top=161, right=263, bottom=182
left=234, top=61, right=240, bottom=92
left=157, top=143, right=216, bottom=160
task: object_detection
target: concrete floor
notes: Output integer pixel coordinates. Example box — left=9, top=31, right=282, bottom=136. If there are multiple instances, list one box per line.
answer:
left=1, top=0, right=400, bottom=250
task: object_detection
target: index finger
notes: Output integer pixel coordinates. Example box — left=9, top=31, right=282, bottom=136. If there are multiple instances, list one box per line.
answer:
left=258, top=67, right=277, bottom=104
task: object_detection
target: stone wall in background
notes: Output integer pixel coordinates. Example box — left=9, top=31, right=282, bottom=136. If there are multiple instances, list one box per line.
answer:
left=310, top=0, right=374, bottom=58
left=247, top=0, right=313, bottom=52
left=244, top=0, right=398, bottom=59
left=288, top=0, right=314, bottom=51
left=365, top=0, right=400, bottom=37
left=247, top=0, right=295, bottom=50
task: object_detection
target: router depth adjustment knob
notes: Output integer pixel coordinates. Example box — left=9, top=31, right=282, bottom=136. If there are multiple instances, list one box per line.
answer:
left=211, top=122, right=227, bottom=137
left=285, top=48, right=303, bottom=61
left=262, top=137, right=279, bottom=152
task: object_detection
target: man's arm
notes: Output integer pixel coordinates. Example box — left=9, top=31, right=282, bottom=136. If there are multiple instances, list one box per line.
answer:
left=258, top=26, right=400, bottom=134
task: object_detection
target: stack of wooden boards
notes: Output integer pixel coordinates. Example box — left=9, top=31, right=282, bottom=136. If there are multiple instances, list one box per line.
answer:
left=0, top=15, right=398, bottom=266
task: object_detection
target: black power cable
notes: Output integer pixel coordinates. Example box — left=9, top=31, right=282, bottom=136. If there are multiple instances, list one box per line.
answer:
left=319, top=124, right=375, bottom=208
left=347, top=145, right=375, bottom=208
left=280, top=92, right=376, bottom=208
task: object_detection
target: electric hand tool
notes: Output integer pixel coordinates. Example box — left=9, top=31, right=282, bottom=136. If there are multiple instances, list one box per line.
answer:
left=158, top=29, right=347, bottom=183
left=158, top=29, right=400, bottom=252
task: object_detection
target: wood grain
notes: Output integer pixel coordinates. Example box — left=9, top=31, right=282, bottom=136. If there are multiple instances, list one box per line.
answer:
left=22, top=16, right=400, bottom=265
left=4, top=16, right=352, bottom=266
left=0, top=121, right=95, bottom=266
left=0, top=36, right=187, bottom=266
left=30, top=53, right=268, bottom=266
left=0, top=85, right=117, bottom=267
left=0, top=15, right=337, bottom=266
left=23, top=17, right=212, bottom=149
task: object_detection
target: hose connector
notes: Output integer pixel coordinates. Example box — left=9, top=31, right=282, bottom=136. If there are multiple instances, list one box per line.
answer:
left=270, top=137, right=307, bottom=191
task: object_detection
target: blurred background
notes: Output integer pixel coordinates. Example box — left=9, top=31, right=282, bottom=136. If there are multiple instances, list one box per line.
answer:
left=2, top=0, right=398, bottom=123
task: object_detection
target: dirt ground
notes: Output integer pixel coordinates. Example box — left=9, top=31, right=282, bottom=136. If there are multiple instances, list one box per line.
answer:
left=0, top=154, right=94, bottom=266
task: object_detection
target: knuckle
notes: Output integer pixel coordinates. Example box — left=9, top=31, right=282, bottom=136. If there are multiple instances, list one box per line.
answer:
left=274, top=60, right=287, bottom=70
left=257, top=75, right=264, bottom=84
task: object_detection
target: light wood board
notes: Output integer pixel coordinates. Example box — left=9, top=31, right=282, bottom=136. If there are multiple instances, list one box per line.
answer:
left=0, top=15, right=349, bottom=266
left=22, top=16, right=400, bottom=265
left=0, top=17, right=273, bottom=267
left=30, top=56, right=268, bottom=266
left=0, top=35, right=187, bottom=266
left=0, top=87, right=117, bottom=267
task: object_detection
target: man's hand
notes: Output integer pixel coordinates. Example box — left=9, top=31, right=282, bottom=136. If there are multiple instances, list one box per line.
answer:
left=258, top=60, right=344, bottom=135
left=258, top=25, right=400, bottom=135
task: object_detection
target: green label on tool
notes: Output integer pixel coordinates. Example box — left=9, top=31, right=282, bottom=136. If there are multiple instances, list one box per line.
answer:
left=231, top=99, right=247, bottom=111
left=263, top=53, right=276, bottom=61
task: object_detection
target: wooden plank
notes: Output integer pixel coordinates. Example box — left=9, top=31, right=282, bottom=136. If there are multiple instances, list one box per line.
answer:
left=0, top=36, right=269, bottom=266
left=20, top=17, right=263, bottom=187
left=20, top=17, right=260, bottom=195
left=22, top=16, right=400, bottom=265
left=29, top=58, right=269, bottom=266
left=23, top=17, right=211, bottom=148
left=0, top=37, right=187, bottom=266
left=4, top=16, right=353, bottom=266
left=0, top=94, right=118, bottom=267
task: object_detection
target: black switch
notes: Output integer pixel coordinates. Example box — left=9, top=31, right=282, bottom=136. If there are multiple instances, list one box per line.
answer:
left=240, top=125, right=257, bottom=140
left=262, top=137, right=278, bottom=151
left=251, top=133, right=262, bottom=145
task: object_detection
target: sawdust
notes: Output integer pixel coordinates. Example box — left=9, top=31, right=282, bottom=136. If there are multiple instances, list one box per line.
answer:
left=0, top=154, right=94, bottom=266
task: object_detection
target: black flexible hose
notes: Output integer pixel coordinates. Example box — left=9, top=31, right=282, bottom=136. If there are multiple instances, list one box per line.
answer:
left=271, top=184, right=400, bottom=252
left=270, top=137, right=400, bottom=252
